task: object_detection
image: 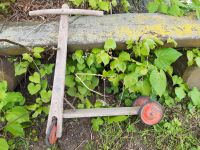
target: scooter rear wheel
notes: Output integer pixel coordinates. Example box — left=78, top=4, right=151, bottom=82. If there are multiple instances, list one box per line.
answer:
left=139, top=101, right=164, bottom=125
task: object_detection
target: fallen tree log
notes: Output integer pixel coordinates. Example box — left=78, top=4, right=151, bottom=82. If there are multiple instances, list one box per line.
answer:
left=0, top=13, right=200, bottom=55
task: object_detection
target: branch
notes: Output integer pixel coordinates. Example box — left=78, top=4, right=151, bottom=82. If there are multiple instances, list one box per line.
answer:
left=0, top=39, right=31, bottom=52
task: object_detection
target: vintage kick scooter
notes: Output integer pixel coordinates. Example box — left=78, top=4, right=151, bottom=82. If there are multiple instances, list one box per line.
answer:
left=29, top=4, right=164, bottom=145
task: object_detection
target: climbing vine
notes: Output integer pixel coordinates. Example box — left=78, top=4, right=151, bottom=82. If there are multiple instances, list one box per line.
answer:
left=0, top=37, right=200, bottom=149
left=147, top=0, right=200, bottom=19
left=69, top=0, right=130, bottom=12
left=64, top=38, right=200, bottom=131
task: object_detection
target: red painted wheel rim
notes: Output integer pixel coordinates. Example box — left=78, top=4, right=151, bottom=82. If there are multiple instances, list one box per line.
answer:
left=48, top=124, right=58, bottom=145
left=133, top=96, right=150, bottom=107
left=140, top=101, right=164, bottom=125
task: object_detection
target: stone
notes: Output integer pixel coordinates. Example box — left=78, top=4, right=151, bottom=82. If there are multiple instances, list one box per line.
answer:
left=183, top=67, right=200, bottom=90
left=0, top=13, right=200, bottom=55
left=0, top=57, right=20, bottom=91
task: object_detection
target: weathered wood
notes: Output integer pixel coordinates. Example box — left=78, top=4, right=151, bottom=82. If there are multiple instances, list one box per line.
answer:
left=29, top=8, right=103, bottom=16
left=63, top=107, right=140, bottom=118
left=1, top=13, right=200, bottom=56
left=46, top=4, right=69, bottom=138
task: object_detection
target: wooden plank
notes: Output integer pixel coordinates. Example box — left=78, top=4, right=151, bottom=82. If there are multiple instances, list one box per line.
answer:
left=46, top=4, right=69, bottom=138
left=29, top=8, right=103, bottom=16
left=63, top=107, right=140, bottom=118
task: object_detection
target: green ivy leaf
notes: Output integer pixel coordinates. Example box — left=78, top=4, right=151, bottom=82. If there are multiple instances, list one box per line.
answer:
left=89, top=0, right=98, bottom=9
left=98, top=1, right=110, bottom=11
left=67, top=87, right=77, bottom=97
left=167, top=38, right=178, bottom=47
left=33, top=52, right=41, bottom=58
left=86, top=53, right=95, bottom=67
left=15, top=61, right=29, bottom=76
left=110, top=59, right=126, bottom=72
left=175, top=87, right=186, bottom=100
left=135, top=79, right=151, bottom=96
left=32, top=107, right=43, bottom=118
left=41, top=80, right=48, bottom=90
left=40, top=90, right=52, bottom=103
left=91, top=117, right=104, bottom=131
left=1, top=92, right=25, bottom=110
left=27, top=83, right=41, bottom=95
left=0, top=138, right=9, bottom=150
left=22, top=53, right=33, bottom=62
left=121, top=0, right=130, bottom=12
left=5, top=106, right=29, bottom=124
left=107, top=115, right=129, bottom=124
left=66, top=65, right=75, bottom=74
left=159, top=2, right=168, bottom=13
left=154, top=48, right=182, bottom=70
left=119, top=51, right=130, bottom=61
left=97, top=51, right=110, bottom=66
left=91, top=77, right=99, bottom=89
left=147, top=0, right=160, bottom=13
left=188, top=87, right=200, bottom=107
left=42, top=106, right=49, bottom=115
left=29, top=72, right=40, bottom=84
left=104, top=38, right=116, bottom=51
left=187, top=51, right=194, bottom=66
left=85, top=99, right=93, bottom=108
left=195, top=57, right=200, bottom=67
left=4, top=123, right=24, bottom=137
left=32, top=47, right=45, bottom=53
left=73, top=50, right=84, bottom=64
left=32, top=47, right=44, bottom=58
left=0, top=80, right=7, bottom=92
left=172, top=75, right=183, bottom=86
left=77, top=103, right=85, bottom=109
left=77, top=63, right=86, bottom=71
left=0, top=81, right=7, bottom=102
left=70, top=0, right=84, bottom=6
left=26, top=103, right=39, bottom=111
left=78, top=86, right=88, bottom=96
left=112, top=0, right=117, bottom=7
left=65, top=75, right=75, bottom=88
left=150, top=69, right=167, bottom=97
left=168, top=4, right=184, bottom=17
left=94, top=101, right=103, bottom=108
left=124, top=72, right=138, bottom=89
left=44, top=64, right=55, bottom=75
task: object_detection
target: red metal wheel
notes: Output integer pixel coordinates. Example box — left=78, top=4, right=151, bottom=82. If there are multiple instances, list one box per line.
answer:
left=48, top=124, right=58, bottom=145
left=46, top=119, right=58, bottom=146
left=139, top=101, right=164, bottom=125
left=132, top=96, right=150, bottom=107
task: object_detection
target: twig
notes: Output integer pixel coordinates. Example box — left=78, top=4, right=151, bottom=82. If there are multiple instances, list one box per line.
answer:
left=75, top=72, right=115, bottom=78
left=75, top=73, right=109, bottom=97
left=0, top=39, right=31, bottom=52
left=64, top=97, right=76, bottom=110
left=75, top=140, right=88, bottom=150
left=103, top=78, right=106, bottom=101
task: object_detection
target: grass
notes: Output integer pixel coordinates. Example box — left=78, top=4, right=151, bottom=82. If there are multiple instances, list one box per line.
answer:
left=84, top=105, right=200, bottom=150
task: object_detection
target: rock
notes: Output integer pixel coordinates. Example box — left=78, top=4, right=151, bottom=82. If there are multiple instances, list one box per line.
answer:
left=0, top=57, right=20, bottom=91
left=183, top=67, right=200, bottom=90
left=0, top=13, right=200, bottom=55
